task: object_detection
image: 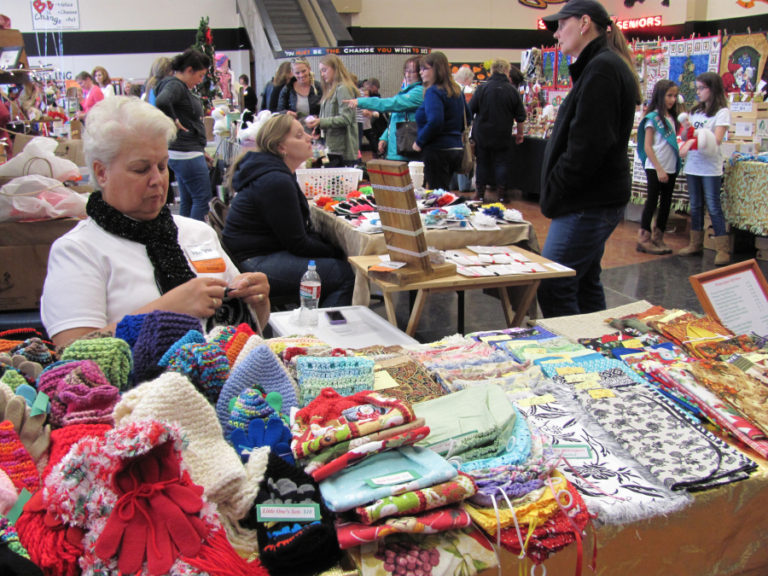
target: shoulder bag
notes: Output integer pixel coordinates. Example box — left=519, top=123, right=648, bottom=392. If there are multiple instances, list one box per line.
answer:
left=459, top=105, right=474, bottom=175
left=395, top=111, right=420, bottom=157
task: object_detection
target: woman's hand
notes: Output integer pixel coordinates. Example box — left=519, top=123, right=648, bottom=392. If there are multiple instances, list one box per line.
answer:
left=174, top=118, right=189, bottom=132
left=343, top=98, right=358, bottom=109
left=657, top=171, right=669, bottom=183
left=304, top=116, right=320, bottom=130
left=160, top=277, right=228, bottom=318
left=227, top=272, right=271, bottom=327
left=378, top=140, right=387, bottom=155
left=412, top=142, right=422, bottom=152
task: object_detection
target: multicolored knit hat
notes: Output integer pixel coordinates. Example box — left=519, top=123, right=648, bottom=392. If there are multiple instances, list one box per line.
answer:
left=296, top=355, right=375, bottom=406
left=26, top=419, right=268, bottom=576
left=131, top=310, right=202, bottom=385
left=60, top=337, right=132, bottom=390
left=223, top=323, right=257, bottom=366
left=114, top=313, right=147, bottom=347
left=159, top=332, right=231, bottom=405
left=36, top=360, right=112, bottom=429
left=11, top=338, right=53, bottom=367
left=206, top=324, right=237, bottom=349
left=216, top=345, right=299, bottom=434
left=228, top=388, right=275, bottom=437
left=245, top=450, right=341, bottom=576
left=113, top=372, right=260, bottom=537
left=0, top=420, right=39, bottom=493
left=60, top=383, right=119, bottom=427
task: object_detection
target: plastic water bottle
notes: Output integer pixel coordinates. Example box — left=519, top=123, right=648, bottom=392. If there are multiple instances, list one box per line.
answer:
left=299, top=260, right=321, bottom=326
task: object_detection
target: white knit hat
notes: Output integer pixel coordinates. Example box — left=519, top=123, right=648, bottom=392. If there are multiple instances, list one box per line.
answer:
left=112, top=372, right=260, bottom=544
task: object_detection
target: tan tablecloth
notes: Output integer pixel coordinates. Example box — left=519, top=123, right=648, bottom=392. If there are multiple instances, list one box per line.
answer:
left=723, top=160, right=768, bottom=235
left=310, top=206, right=540, bottom=305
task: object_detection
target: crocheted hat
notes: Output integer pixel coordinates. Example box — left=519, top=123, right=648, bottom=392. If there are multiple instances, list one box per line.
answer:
left=113, top=372, right=259, bottom=525
left=131, top=310, right=202, bottom=385
left=223, top=323, right=257, bottom=366
left=159, top=332, right=231, bottom=405
left=11, top=338, right=53, bottom=367
left=114, top=313, right=147, bottom=347
left=60, top=383, right=119, bottom=427
left=232, top=334, right=267, bottom=369
left=246, top=450, right=341, bottom=576
left=217, top=344, right=299, bottom=435
left=228, top=388, right=275, bottom=436
left=60, top=337, right=132, bottom=390
left=0, top=370, right=26, bottom=392
left=31, top=419, right=268, bottom=576
left=206, top=325, right=237, bottom=349
left=0, top=420, right=39, bottom=493
left=296, top=355, right=375, bottom=406
left=36, top=359, right=112, bottom=429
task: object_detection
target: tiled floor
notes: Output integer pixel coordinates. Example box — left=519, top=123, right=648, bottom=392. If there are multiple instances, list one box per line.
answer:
left=370, top=194, right=768, bottom=343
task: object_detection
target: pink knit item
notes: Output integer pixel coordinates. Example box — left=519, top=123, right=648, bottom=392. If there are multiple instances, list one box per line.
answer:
left=36, top=360, right=111, bottom=428
left=0, top=420, right=39, bottom=493
left=60, top=383, right=119, bottom=426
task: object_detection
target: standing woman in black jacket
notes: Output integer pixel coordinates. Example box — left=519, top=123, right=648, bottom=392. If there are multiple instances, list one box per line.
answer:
left=155, top=48, right=213, bottom=221
left=537, top=0, right=641, bottom=318
left=277, top=58, right=323, bottom=123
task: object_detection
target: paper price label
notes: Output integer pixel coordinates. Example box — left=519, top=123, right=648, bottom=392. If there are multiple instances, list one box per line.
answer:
left=516, top=394, right=556, bottom=408
left=588, top=388, right=616, bottom=399
left=556, top=366, right=586, bottom=376
left=256, top=503, right=320, bottom=522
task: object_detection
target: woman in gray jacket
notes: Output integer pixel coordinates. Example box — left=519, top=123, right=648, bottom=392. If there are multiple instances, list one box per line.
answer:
left=305, top=55, right=359, bottom=167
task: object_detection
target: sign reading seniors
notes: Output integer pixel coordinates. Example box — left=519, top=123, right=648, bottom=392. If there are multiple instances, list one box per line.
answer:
left=30, top=0, right=80, bottom=30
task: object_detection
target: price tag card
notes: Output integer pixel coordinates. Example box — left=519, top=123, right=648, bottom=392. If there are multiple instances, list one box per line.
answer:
left=365, top=469, right=421, bottom=488
left=588, top=388, right=616, bottom=399
left=516, top=394, right=557, bottom=408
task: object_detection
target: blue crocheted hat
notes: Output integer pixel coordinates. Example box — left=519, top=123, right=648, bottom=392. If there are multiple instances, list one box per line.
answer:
left=131, top=311, right=202, bottom=385
left=158, top=330, right=207, bottom=367
left=227, top=388, right=275, bottom=437
left=114, top=313, right=147, bottom=348
left=162, top=340, right=231, bottom=405
left=216, top=344, right=298, bottom=435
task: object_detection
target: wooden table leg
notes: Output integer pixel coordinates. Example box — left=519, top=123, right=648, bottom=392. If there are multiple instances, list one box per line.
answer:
left=511, top=280, right=540, bottom=327
left=383, top=292, right=398, bottom=327
left=499, top=286, right=515, bottom=326
left=405, top=289, right=429, bottom=336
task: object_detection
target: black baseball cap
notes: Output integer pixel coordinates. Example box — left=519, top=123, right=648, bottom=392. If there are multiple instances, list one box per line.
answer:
left=542, top=0, right=612, bottom=32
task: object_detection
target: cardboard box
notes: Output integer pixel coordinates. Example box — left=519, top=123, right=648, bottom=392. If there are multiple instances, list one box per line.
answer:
left=702, top=214, right=734, bottom=252
left=0, top=219, right=79, bottom=311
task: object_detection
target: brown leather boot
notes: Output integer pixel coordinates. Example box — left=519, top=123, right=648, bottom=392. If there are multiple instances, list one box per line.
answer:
left=678, top=230, right=704, bottom=256
left=636, top=229, right=664, bottom=254
left=651, top=228, right=672, bottom=254
left=713, top=235, right=732, bottom=266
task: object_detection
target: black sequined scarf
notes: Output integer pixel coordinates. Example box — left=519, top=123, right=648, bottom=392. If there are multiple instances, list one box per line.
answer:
left=86, top=191, right=196, bottom=294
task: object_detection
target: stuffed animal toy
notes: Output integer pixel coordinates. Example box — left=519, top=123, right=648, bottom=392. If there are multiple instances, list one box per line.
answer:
left=211, top=105, right=230, bottom=136
left=677, top=112, right=717, bottom=154
left=237, top=110, right=273, bottom=147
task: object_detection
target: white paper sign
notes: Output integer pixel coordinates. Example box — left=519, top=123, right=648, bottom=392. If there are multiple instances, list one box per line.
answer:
left=756, top=119, right=768, bottom=139
left=31, top=0, right=80, bottom=30
left=734, top=122, right=755, bottom=137
left=701, top=269, right=768, bottom=336
left=731, top=101, right=754, bottom=113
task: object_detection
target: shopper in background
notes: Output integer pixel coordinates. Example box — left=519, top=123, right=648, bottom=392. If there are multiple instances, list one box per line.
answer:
left=92, top=66, right=115, bottom=98
left=305, top=54, right=359, bottom=167
left=239, top=74, right=257, bottom=114
left=41, top=97, right=270, bottom=347
left=277, top=58, right=322, bottom=123
left=261, top=61, right=293, bottom=112
left=636, top=79, right=681, bottom=255
left=678, top=71, right=732, bottom=265
left=222, top=113, right=354, bottom=307
left=414, top=51, right=468, bottom=191
left=344, top=55, right=424, bottom=162
left=469, top=58, right=527, bottom=202
left=537, top=0, right=641, bottom=318
left=144, top=56, right=172, bottom=105
left=75, top=71, right=104, bottom=120
left=155, top=48, right=213, bottom=221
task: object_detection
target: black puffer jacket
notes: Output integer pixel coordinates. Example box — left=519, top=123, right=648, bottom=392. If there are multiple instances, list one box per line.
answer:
left=539, top=36, right=638, bottom=218
left=277, top=79, right=322, bottom=119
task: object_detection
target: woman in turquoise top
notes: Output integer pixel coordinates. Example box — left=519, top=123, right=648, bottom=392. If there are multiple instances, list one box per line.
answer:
left=344, top=56, right=424, bottom=161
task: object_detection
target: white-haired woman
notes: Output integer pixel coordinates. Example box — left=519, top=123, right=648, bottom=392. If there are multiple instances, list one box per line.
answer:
left=222, top=113, right=355, bottom=307
left=41, top=96, right=270, bottom=347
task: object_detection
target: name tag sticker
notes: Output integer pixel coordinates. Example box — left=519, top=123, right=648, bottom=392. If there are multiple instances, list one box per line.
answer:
left=365, top=470, right=420, bottom=488
left=185, top=241, right=227, bottom=273
left=256, top=503, right=320, bottom=523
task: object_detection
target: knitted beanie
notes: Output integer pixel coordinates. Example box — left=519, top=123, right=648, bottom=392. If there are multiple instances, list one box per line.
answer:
left=36, top=360, right=111, bottom=429
left=60, top=383, right=119, bottom=427
left=60, top=337, right=132, bottom=390
left=160, top=337, right=231, bottom=405
left=158, top=330, right=207, bottom=366
left=113, top=372, right=259, bottom=523
left=41, top=423, right=112, bottom=482
left=11, top=338, right=53, bottom=367
left=0, top=468, right=18, bottom=515
left=228, top=388, right=275, bottom=437
left=206, top=324, right=237, bottom=349
left=0, top=420, right=39, bottom=493
left=224, top=323, right=257, bottom=366
left=131, top=310, right=202, bottom=385
left=245, top=450, right=341, bottom=576
left=217, top=345, right=299, bottom=434
left=114, top=313, right=147, bottom=347
left=37, top=419, right=268, bottom=576
left=0, top=370, right=26, bottom=392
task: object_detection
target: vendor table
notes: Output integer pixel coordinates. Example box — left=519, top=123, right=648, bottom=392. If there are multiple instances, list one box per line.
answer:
left=723, top=160, right=768, bottom=235
left=267, top=305, right=418, bottom=348
left=347, top=248, right=574, bottom=337
left=310, top=206, right=540, bottom=306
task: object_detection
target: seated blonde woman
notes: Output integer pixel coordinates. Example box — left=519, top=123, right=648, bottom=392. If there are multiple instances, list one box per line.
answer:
left=41, top=96, right=270, bottom=347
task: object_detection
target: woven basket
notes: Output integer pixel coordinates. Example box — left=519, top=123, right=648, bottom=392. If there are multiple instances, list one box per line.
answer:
left=296, top=355, right=375, bottom=406
left=295, top=167, right=363, bottom=199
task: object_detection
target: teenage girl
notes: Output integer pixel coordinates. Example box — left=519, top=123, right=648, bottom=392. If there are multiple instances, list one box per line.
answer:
left=678, top=71, right=731, bottom=265
left=636, top=79, right=681, bottom=254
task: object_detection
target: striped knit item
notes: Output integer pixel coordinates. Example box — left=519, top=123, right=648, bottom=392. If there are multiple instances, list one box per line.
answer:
left=131, top=310, right=202, bottom=385
left=227, top=389, right=275, bottom=436
left=158, top=329, right=207, bottom=366
left=0, top=420, right=39, bottom=493
left=37, top=360, right=111, bottom=429
left=297, top=356, right=375, bottom=406
left=206, top=325, right=237, bottom=349
left=114, top=313, right=147, bottom=347
left=163, top=341, right=231, bottom=405
left=60, top=383, right=119, bottom=426
left=216, top=345, right=299, bottom=435
left=224, top=323, right=257, bottom=366
left=60, top=337, right=132, bottom=390
left=11, top=338, right=53, bottom=367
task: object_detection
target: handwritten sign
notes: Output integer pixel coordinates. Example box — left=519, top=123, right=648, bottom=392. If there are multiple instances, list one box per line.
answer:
left=31, top=0, right=80, bottom=30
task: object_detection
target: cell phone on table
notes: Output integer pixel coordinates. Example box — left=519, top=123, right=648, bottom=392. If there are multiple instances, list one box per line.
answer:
left=325, top=310, right=347, bottom=325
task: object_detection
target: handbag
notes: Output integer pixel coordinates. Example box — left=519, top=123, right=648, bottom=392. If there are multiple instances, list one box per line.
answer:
left=459, top=106, right=474, bottom=176
left=395, top=112, right=419, bottom=157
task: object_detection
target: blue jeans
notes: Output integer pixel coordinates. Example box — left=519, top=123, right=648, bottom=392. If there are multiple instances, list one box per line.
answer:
left=169, top=155, right=210, bottom=221
left=240, top=251, right=355, bottom=307
left=686, top=174, right=726, bottom=236
left=538, top=206, right=624, bottom=318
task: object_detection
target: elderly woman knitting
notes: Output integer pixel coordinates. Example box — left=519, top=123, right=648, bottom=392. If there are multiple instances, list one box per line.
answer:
left=41, top=96, right=271, bottom=347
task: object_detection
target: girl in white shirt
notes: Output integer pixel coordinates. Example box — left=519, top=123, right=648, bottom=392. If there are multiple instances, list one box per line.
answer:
left=678, top=72, right=731, bottom=265
left=636, top=79, right=681, bottom=254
